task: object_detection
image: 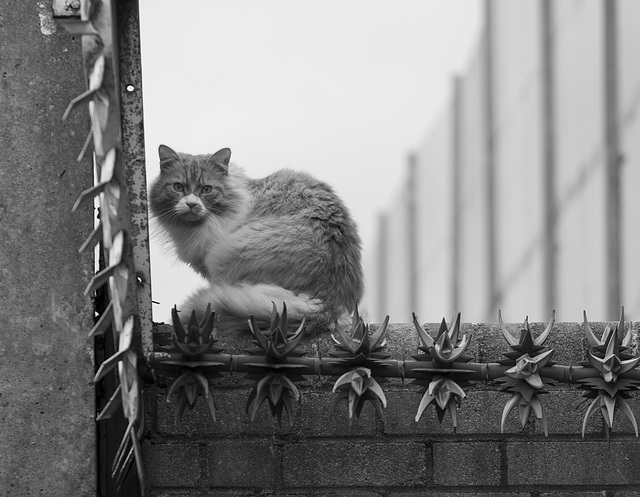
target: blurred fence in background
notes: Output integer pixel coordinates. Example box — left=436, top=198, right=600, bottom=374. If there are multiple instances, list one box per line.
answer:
left=364, top=0, right=640, bottom=324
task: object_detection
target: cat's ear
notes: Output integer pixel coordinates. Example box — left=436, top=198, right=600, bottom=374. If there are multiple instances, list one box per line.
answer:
left=206, top=148, right=231, bottom=175
left=158, top=144, right=181, bottom=172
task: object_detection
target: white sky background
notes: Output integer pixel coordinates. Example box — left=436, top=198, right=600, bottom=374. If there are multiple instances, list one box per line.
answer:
left=139, top=0, right=482, bottom=322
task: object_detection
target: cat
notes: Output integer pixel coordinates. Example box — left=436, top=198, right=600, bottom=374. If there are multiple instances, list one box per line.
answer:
left=149, top=144, right=364, bottom=334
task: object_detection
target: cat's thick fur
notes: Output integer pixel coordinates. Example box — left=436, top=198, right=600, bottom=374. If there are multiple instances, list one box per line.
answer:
left=149, top=145, right=363, bottom=333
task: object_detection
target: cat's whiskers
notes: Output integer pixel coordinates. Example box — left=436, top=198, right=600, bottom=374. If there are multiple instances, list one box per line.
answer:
left=155, top=207, right=182, bottom=229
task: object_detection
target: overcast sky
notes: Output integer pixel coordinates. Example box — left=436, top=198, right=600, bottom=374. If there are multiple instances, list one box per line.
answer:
left=139, top=0, right=482, bottom=321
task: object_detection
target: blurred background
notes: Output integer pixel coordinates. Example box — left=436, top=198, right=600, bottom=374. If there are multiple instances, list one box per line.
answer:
left=140, top=0, right=640, bottom=325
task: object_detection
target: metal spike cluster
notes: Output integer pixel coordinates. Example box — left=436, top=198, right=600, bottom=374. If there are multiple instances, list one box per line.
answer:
left=55, top=0, right=147, bottom=492
left=411, top=313, right=473, bottom=432
left=578, top=309, right=640, bottom=439
left=245, top=303, right=309, bottom=426
left=152, top=305, right=640, bottom=439
left=328, top=304, right=390, bottom=424
left=496, top=311, right=557, bottom=435
left=163, top=306, right=223, bottom=425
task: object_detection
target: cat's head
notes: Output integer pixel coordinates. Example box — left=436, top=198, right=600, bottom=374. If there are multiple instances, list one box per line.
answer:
left=149, top=144, right=234, bottom=224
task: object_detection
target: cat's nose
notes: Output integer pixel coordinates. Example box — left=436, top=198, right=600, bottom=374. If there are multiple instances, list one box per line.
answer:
left=186, top=201, right=198, bottom=209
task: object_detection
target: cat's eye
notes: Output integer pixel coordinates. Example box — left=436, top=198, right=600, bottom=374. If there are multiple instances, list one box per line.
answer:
left=173, top=183, right=184, bottom=192
left=201, top=185, right=213, bottom=194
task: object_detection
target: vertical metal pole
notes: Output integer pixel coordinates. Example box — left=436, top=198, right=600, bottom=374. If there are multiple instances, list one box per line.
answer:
left=376, top=213, right=389, bottom=322
left=484, top=0, right=498, bottom=319
left=451, top=76, right=462, bottom=312
left=541, top=0, right=557, bottom=314
left=115, top=0, right=154, bottom=358
left=603, top=0, right=622, bottom=319
left=406, top=153, right=418, bottom=313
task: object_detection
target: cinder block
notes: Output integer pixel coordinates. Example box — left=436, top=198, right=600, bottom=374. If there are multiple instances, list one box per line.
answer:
left=609, top=395, right=640, bottom=436
left=296, top=390, right=378, bottom=436
left=313, top=492, right=386, bottom=497
left=432, top=441, right=502, bottom=486
left=506, top=440, right=640, bottom=485
left=155, top=387, right=221, bottom=436
left=143, top=443, right=201, bottom=487
left=381, top=323, right=425, bottom=358
left=488, top=387, right=600, bottom=436
left=391, top=493, right=530, bottom=497
left=207, top=492, right=280, bottom=497
left=541, top=321, right=588, bottom=365
left=161, top=491, right=274, bottom=497
left=214, top=386, right=300, bottom=435
left=383, top=388, right=461, bottom=435
left=150, top=491, right=201, bottom=497
left=472, top=320, right=588, bottom=366
left=542, top=388, right=601, bottom=435
left=208, top=440, right=276, bottom=488
left=155, top=383, right=382, bottom=438
left=155, top=386, right=301, bottom=437
left=384, top=387, right=511, bottom=435
left=282, top=441, right=427, bottom=488
left=467, top=322, right=506, bottom=363
left=454, top=388, right=510, bottom=434
left=539, top=492, right=605, bottom=497
left=382, top=390, right=434, bottom=435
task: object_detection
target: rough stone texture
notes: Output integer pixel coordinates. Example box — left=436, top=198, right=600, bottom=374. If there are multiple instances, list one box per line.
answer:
left=543, top=388, right=602, bottom=435
left=282, top=441, right=427, bottom=488
left=208, top=440, right=276, bottom=488
left=150, top=491, right=200, bottom=497
left=391, top=494, right=531, bottom=497
left=612, top=395, right=640, bottom=435
left=396, top=490, right=537, bottom=497
left=432, top=442, right=502, bottom=486
left=538, top=493, right=606, bottom=497
left=393, top=493, right=604, bottom=497
left=506, top=440, right=640, bottom=485
left=143, top=444, right=202, bottom=487
left=153, top=387, right=378, bottom=438
left=0, top=1, right=96, bottom=495
left=296, top=389, right=380, bottom=436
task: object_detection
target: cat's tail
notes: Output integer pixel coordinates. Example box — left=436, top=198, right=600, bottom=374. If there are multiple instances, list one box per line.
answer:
left=178, top=282, right=331, bottom=335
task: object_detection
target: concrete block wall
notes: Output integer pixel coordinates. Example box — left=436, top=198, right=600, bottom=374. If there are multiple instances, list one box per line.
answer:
left=144, top=321, right=640, bottom=496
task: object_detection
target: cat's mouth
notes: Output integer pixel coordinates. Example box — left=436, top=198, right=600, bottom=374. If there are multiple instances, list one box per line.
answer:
left=179, top=211, right=206, bottom=222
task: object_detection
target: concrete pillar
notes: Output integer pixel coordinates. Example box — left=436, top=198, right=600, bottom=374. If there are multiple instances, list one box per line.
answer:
left=0, top=1, right=96, bottom=494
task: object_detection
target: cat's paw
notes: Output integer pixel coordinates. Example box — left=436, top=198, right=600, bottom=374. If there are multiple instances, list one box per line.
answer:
left=306, top=298, right=324, bottom=314
left=283, top=293, right=323, bottom=318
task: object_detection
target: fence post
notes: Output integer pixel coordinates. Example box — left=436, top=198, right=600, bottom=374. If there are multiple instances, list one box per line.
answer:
left=541, top=0, right=557, bottom=315
left=603, top=0, right=622, bottom=319
left=483, top=0, right=498, bottom=319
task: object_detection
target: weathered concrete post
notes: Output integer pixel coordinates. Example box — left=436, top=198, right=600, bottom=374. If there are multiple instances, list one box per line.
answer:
left=0, top=1, right=96, bottom=494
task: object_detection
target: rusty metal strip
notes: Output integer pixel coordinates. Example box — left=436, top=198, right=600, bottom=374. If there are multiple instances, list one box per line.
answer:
left=55, top=0, right=149, bottom=493
left=115, top=0, right=154, bottom=359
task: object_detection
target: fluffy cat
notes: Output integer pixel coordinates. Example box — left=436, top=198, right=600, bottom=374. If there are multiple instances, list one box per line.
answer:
left=149, top=144, right=363, bottom=334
